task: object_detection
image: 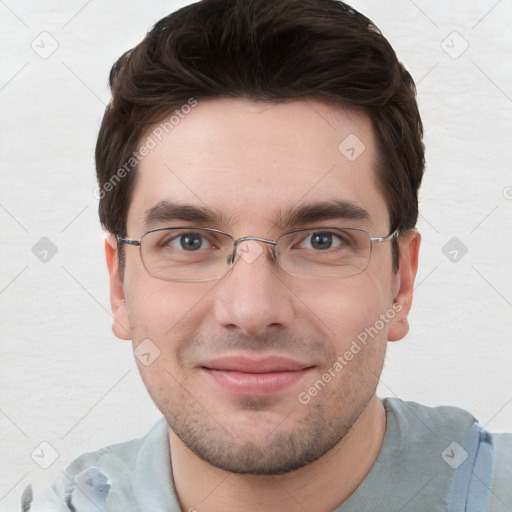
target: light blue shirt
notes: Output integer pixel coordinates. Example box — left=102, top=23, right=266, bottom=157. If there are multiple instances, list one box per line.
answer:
left=24, top=398, right=512, bottom=511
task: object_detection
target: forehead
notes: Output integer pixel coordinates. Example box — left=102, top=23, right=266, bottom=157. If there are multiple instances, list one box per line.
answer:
left=126, top=98, right=389, bottom=235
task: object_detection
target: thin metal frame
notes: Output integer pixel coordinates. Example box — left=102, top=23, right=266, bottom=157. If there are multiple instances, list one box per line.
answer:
left=117, top=226, right=399, bottom=281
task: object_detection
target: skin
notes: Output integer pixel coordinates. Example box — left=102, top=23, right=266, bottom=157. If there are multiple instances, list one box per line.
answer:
left=105, top=98, right=420, bottom=511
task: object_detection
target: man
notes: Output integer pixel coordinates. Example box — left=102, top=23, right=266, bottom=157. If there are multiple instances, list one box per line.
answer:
left=25, top=0, right=511, bottom=510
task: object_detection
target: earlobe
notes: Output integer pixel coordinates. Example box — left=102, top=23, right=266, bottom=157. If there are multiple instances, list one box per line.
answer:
left=388, top=230, right=421, bottom=342
left=105, top=233, right=132, bottom=340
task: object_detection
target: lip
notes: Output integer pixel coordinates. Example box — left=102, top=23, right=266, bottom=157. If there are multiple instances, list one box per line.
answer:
left=200, top=356, right=314, bottom=396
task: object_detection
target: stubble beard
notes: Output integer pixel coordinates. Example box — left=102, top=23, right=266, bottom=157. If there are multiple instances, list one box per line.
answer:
left=157, top=374, right=377, bottom=475
left=132, top=321, right=385, bottom=475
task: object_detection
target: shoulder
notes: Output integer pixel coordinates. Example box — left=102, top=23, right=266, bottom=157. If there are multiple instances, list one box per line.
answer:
left=382, top=396, right=478, bottom=440
left=25, top=418, right=170, bottom=512
left=487, top=431, right=512, bottom=512
left=383, top=398, right=511, bottom=511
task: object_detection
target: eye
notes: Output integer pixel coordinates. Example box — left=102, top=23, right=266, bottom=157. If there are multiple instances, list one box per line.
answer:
left=299, top=231, right=342, bottom=250
left=165, top=232, right=208, bottom=251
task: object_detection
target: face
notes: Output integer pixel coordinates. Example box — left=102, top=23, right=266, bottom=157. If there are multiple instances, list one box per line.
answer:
left=106, top=98, right=419, bottom=474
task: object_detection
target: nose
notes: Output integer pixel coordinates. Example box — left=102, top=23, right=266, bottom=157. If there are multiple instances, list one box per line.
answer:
left=213, top=240, right=296, bottom=337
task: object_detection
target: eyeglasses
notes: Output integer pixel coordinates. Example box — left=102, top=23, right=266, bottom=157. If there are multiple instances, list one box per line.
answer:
left=117, top=226, right=399, bottom=282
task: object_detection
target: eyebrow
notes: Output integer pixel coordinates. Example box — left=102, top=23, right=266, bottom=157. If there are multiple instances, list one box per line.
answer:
left=275, top=199, right=370, bottom=228
left=143, top=201, right=229, bottom=229
left=142, top=199, right=370, bottom=231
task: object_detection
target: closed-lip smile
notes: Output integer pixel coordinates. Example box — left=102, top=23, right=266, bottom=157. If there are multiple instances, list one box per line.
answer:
left=200, top=355, right=314, bottom=396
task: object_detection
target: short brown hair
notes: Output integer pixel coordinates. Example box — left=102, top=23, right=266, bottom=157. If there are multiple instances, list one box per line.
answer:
left=96, top=0, right=424, bottom=270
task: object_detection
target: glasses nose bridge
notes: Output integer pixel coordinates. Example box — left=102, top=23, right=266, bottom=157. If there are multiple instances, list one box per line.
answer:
left=228, top=235, right=277, bottom=265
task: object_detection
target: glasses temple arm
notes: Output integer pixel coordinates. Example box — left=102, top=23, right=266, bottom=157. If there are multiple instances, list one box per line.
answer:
left=116, top=235, right=141, bottom=247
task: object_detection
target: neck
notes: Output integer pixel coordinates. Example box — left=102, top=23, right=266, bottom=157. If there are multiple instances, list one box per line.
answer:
left=169, top=395, right=386, bottom=512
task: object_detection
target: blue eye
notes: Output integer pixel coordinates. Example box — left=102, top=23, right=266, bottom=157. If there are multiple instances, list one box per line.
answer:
left=300, top=231, right=342, bottom=250
left=178, top=233, right=204, bottom=251
left=159, top=232, right=208, bottom=251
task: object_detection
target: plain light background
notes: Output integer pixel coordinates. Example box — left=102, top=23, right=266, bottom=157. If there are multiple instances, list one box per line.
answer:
left=1, top=0, right=511, bottom=509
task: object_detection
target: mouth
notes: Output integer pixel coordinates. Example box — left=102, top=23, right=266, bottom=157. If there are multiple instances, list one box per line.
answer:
left=200, top=356, right=315, bottom=396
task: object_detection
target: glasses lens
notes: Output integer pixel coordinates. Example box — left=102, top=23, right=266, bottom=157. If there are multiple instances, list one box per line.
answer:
left=275, top=228, right=371, bottom=279
left=140, top=228, right=233, bottom=282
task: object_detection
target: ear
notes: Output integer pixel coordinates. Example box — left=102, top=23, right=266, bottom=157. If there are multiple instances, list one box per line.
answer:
left=105, top=233, right=132, bottom=340
left=388, top=229, right=421, bottom=342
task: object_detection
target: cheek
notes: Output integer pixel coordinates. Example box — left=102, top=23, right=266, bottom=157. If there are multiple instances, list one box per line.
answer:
left=293, top=274, right=392, bottom=349
left=125, top=275, right=217, bottom=345
left=126, top=280, right=214, bottom=395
